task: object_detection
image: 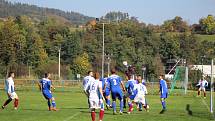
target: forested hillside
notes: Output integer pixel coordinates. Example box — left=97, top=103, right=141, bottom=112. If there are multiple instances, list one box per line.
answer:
left=0, top=0, right=214, bottom=81
left=0, top=0, right=94, bottom=25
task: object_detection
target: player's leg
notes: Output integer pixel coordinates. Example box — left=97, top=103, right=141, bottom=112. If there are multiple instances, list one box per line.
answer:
left=47, top=99, right=51, bottom=111
left=160, top=93, right=167, bottom=114
left=117, top=91, right=124, bottom=114
left=111, top=92, right=117, bottom=114
left=127, top=95, right=134, bottom=113
left=142, top=96, right=149, bottom=112
left=2, top=93, right=13, bottom=109
left=197, top=87, right=201, bottom=96
left=2, top=98, right=12, bottom=109
left=99, top=100, right=105, bottom=121
left=160, top=98, right=166, bottom=114
left=51, top=97, right=57, bottom=110
left=203, top=88, right=206, bottom=98
left=123, top=95, right=127, bottom=109
left=105, top=90, right=111, bottom=109
left=13, top=93, right=19, bottom=110
left=91, top=108, right=96, bottom=121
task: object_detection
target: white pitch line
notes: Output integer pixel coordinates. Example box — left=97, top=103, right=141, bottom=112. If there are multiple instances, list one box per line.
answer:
left=63, top=112, right=81, bottom=121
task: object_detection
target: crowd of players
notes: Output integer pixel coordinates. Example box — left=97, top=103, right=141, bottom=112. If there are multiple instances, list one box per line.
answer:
left=83, top=69, right=168, bottom=121
left=0, top=70, right=209, bottom=121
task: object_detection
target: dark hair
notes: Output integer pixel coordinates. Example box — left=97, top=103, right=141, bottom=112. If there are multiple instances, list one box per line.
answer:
left=127, top=74, right=132, bottom=79
left=137, top=75, right=142, bottom=77
left=88, top=71, right=93, bottom=74
left=111, top=68, right=116, bottom=74
left=44, top=73, right=50, bottom=78
left=8, top=72, right=14, bottom=77
left=160, top=74, right=164, bottom=78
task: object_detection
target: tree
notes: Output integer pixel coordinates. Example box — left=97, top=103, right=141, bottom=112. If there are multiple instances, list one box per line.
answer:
left=72, top=53, right=92, bottom=76
left=0, top=17, right=26, bottom=71
left=199, top=15, right=215, bottom=34
left=161, top=16, right=190, bottom=32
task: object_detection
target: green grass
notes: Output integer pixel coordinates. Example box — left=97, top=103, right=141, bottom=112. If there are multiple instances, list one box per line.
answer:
left=195, top=34, right=215, bottom=41
left=0, top=88, right=214, bottom=121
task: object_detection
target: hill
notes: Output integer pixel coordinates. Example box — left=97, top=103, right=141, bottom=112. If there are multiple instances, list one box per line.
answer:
left=0, top=0, right=94, bottom=25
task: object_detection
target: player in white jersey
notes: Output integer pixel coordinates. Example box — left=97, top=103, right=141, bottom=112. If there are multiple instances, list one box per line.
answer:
left=196, top=77, right=208, bottom=99
left=83, top=71, right=94, bottom=109
left=83, top=71, right=94, bottom=89
left=84, top=72, right=105, bottom=121
left=1, top=72, right=19, bottom=110
left=133, top=75, right=149, bottom=112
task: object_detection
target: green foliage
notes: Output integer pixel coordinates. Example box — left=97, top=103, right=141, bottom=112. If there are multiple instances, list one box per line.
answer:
left=161, top=16, right=190, bottom=32
left=0, top=4, right=214, bottom=80
left=72, top=53, right=92, bottom=76
left=199, top=15, right=215, bottom=34
left=0, top=17, right=26, bottom=69
left=0, top=0, right=93, bottom=25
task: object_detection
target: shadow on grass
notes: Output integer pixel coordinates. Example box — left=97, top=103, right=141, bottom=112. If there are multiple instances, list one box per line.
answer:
left=186, top=104, right=193, bottom=116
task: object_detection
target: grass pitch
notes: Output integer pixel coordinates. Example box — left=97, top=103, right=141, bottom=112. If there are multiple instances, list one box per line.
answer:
left=0, top=87, right=214, bottom=121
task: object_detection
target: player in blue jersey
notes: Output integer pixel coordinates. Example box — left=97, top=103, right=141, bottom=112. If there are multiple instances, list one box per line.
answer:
left=100, top=75, right=111, bottom=109
left=38, top=73, right=58, bottom=111
left=105, top=69, right=126, bottom=115
left=125, top=74, right=138, bottom=113
left=159, top=75, right=168, bottom=114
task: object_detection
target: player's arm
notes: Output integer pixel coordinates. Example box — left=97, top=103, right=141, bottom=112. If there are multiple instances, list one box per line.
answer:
left=196, top=81, right=200, bottom=86
left=51, top=85, right=56, bottom=91
left=84, top=82, right=89, bottom=96
left=99, top=85, right=105, bottom=101
left=103, top=83, right=107, bottom=93
left=120, top=81, right=126, bottom=92
left=38, top=81, right=42, bottom=91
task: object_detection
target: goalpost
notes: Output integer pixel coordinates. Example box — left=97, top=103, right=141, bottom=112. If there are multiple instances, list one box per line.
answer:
left=210, top=59, right=214, bottom=114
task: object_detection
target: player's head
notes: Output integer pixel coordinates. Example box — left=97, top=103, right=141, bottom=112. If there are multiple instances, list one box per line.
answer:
left=94, top=72, right=100, bottom=80
left=44, top=72, right=51, bottom=79
left=137, top=75, right=142, bottom=83
left=127, top=74, right=132, bottom=80
left=88, top=71, right=93, bottom=76
left=159, top=74, right=164, bottom=80
left=8, top=72, right=15, bottom=78
left=111, top=68, right=116, bottom=74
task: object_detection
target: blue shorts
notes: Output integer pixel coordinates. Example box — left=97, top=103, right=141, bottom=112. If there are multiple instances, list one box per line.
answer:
left=105, top=89, right=110, bottom=96
left=129, top=94, right=136, bottom=100
left=111, top=90, right=123, bottom=101
left=42, top=91, right=53, bottom=100
left=160, top=93, right=168, bottom=99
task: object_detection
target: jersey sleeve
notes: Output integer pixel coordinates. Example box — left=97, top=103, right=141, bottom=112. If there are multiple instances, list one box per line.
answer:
left=84, top=81, right=90, bottom=92
left=119, top=77, right=122, bottom=83
left=6, top=80, right=12, bottom=93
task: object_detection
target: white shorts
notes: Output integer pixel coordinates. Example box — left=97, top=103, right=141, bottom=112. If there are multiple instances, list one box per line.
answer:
left=89, top=98, right=103, bottom=109
left=134, top=95, right=146, bottom=105
left=9, top=92, right=18, bottom=99
left=199, top=87, right=206, bottom=92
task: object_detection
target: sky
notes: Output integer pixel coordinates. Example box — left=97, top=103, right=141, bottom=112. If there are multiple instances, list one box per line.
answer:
left=8, top=0, right=215, bottom=25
